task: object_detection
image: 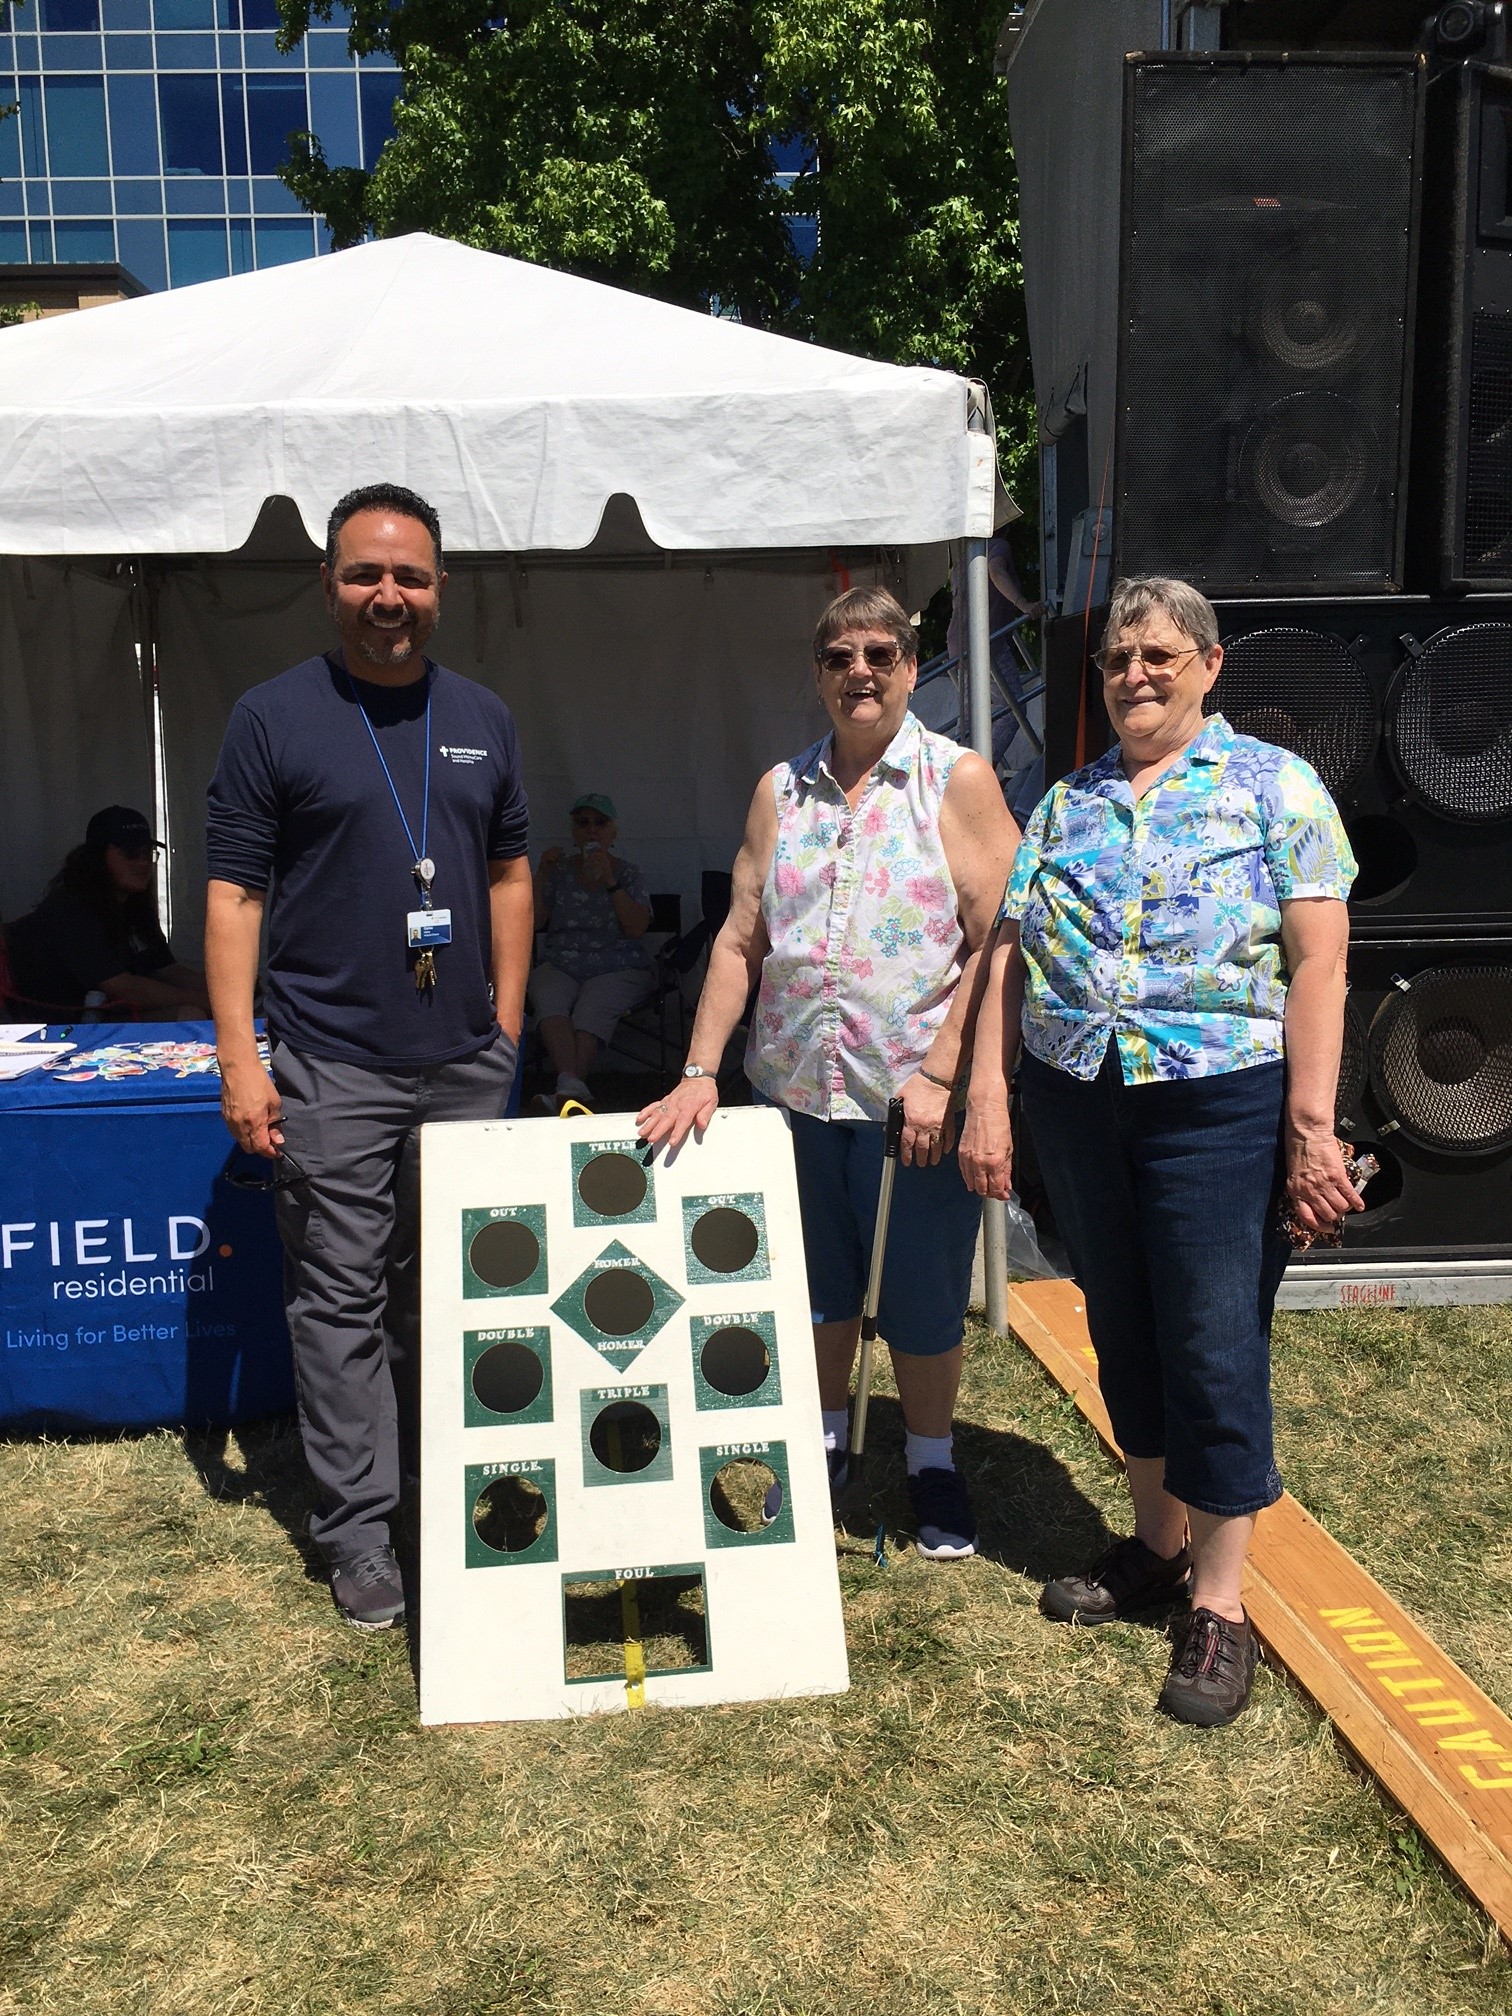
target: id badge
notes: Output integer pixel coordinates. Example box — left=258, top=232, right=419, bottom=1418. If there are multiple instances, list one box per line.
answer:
left=407, top=908, right=453, bottom=948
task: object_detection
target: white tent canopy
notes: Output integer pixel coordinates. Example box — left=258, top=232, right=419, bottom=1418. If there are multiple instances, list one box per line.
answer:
left=0, top=234, right=1011, bottom=557
left=0, top=235, right=1014, bottom=954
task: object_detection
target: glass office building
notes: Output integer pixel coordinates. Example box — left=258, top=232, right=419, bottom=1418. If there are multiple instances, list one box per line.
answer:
left=0, top=0, right=399, bottom=290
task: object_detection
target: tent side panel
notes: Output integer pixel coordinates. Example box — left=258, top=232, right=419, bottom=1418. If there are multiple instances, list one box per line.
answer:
left=154, top=568, right=331, bottom=958
left=152, top=554, right=945, bottom=962
left=0, top=559, right=149, bottom=932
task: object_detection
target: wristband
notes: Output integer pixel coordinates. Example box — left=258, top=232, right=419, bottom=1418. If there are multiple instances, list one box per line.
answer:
left=918, top=1066, right=958, bottom=1092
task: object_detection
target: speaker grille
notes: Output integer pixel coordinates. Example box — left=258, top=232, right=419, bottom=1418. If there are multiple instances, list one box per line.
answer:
left=1463, top=311, right=1512, bottom=579
left=1207, top=626, right=1374, bottom=796
left=1367, top=964, right=1512, bottom=1154
left=1337, top=993, right=1369, bottom=1127
left=1115, top=57, right=1420, bottom=596
left=1389, top=621, right=1512, bottom=821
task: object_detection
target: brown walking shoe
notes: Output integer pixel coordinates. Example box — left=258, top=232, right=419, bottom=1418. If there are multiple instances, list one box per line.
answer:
left=1041, top=1534, right=1191, bottom=1624
left=1158, top=1606, right=1258, bottom=1727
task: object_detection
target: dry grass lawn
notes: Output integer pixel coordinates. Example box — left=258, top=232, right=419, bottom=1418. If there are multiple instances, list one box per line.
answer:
left=1, top=1301, right=1509, bottom=2015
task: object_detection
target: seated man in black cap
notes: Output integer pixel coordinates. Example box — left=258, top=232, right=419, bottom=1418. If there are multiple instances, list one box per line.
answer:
left=5, top=805, right=209, bottom=1015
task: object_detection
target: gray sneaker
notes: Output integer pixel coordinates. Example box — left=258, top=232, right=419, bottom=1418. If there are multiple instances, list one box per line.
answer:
left=330, top=1544, right=406, bottom=1630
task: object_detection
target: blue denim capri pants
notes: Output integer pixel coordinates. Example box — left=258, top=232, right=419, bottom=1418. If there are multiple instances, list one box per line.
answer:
left=782, top=1105, right=984, bottom=1357
left=1020, top=1046, right=1290, bottom=1518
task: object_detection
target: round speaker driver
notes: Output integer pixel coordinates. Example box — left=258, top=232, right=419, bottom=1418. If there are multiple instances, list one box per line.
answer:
left=1206, top=625, right=1375, bottom=798
left=1387, top=622, right=1512, bottom=823
left=1253, top=266, right=1371, bottom=377
left=1240, top=392, right=1375, bottom=532
left=1366, top=964, right=1512, bottom=1156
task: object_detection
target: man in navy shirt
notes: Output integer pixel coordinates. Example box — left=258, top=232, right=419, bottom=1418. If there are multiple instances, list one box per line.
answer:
left=205, top=483, right=532, bottom=1630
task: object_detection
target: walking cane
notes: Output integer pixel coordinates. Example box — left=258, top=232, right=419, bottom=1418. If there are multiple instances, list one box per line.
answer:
left=849, top=1096, right=906, bottom=1483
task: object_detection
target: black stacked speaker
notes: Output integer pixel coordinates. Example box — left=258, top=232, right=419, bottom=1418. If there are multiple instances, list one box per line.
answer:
left=1205, top=603, right=1512, bottom=1260
left=1206, top=600, right=1512, bottom=934
left=1409, top=60, right=1512, bottom=590
left=1095, top=46, right=1512, bottom=1265
left=1113, top=54, right=1424, bottom=598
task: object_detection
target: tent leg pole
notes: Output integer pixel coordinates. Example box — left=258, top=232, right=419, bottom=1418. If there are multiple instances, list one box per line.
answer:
left=965, top=535, right=1010, bottom=1338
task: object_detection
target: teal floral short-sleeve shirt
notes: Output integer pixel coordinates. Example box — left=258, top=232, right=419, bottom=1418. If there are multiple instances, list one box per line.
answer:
left=1000, top=714, right=1356, bottom=1083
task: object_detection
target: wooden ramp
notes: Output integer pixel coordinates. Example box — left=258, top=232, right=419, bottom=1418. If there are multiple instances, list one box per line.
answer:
left=1008, top=1277, right=1512, bottom=1941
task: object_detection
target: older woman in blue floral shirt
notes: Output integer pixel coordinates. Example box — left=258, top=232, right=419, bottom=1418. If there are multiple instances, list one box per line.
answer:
left=963, top=576, right=1363, bottom=1727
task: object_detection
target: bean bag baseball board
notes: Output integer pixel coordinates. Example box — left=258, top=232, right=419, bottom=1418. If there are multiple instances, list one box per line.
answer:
left=418, top=1105, right=850, bottom=1724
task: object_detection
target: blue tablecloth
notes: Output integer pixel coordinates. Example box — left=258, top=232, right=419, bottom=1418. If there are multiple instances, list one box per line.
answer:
left=0, top=1023, right=294, bottom=1431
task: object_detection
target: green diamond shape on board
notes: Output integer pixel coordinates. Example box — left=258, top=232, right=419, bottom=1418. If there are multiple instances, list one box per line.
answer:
left=551, top=1239, right=685, bottom=1372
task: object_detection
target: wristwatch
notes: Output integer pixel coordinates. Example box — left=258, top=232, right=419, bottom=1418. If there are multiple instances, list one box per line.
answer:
left=682, top=1064, right=713, bottom=1081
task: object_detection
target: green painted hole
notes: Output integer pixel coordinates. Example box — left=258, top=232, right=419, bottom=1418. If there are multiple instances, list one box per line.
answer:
left=584, top=1268, right=656, bottom=1337
left=709, top=1458, right=777, bottom=1534
left=577, top=1151, right=648, bottom=1218
left=690, top=1207, right=759, bottom=1275
left=588, top=1399, right=663, bottom=1474
left=469, top=1219, right=541, bottom=1290
left=470, top=1339, right=544, bottom=1416
left=472, top=1475, right=549, bottom=1553
left=699, top=1325, right=770, bottom=1398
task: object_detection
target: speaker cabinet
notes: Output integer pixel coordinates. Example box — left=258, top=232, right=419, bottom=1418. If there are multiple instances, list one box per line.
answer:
left=1114, top=53, right=1424, bottom=597
left=1315, top=940, right=1512, bottom=1261
left=1409, top=61, right=1512, bottom=591
left=1208, top=597, right=1512, bottom=935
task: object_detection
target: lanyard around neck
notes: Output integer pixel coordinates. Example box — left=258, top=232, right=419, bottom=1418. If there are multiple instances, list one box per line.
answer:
left=342, top=661, right=432, bottom=885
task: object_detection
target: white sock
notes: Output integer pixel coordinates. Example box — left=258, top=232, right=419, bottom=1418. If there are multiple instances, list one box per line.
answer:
left=822, top=1408, right=850, bottom=1454
left=905, top=1432, right=954, bottom=1477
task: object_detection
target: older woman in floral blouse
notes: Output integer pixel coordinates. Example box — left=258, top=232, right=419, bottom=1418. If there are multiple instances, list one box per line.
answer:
left=963, top=575, right=1361, bottom=1726
left=639, top=585, right=1018, bottom=1558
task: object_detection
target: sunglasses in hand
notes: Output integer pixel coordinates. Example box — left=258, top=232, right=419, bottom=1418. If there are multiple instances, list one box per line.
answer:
left=223, top=1147, right=312, bottom=1193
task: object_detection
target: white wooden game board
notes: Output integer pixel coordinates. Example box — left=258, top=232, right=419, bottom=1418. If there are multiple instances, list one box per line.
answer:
left=418, top=1104, right=850, bottom=1724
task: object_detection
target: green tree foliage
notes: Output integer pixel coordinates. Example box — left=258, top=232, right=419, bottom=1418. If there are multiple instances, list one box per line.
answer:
left=278, top=0, right=1031, bottom=490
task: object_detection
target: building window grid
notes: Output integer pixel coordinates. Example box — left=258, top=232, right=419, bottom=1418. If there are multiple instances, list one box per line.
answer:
left=0, top=4, right=396, bottom=282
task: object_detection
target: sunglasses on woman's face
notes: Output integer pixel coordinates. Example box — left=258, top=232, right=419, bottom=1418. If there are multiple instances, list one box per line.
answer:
left=817, top=642, right=905, bottom=675
left=1093, top=642, right=1201, bottom=678
left=572, top=811, right=609, bottom=828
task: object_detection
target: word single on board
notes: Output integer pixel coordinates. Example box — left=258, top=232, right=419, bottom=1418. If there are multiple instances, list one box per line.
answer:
left=418, top=1105, right=850, bottom=1724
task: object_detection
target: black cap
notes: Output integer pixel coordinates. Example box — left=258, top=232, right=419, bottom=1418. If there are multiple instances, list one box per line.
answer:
left=85, top=805, right=159, bottom=852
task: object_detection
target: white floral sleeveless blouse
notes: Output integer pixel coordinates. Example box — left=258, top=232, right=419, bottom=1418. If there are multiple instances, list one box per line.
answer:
left=747, top=711, right=966, bottom=1123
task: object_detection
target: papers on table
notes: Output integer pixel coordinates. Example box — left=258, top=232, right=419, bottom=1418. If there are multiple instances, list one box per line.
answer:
left=0, top=1024, right=47, bottom=1042
left=0, top=1040, right=76, bottom=1080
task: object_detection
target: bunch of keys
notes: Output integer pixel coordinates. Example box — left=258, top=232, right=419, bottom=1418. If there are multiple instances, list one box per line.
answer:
left=408, top=855, right=449, bottom=995
left=1278, top=1141, right=1381, bottom=1250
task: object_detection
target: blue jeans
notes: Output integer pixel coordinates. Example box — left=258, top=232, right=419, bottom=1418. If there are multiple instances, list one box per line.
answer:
left=1020, top=1047, right=1289, bottom=1517
left=783, top=1105, right=983, bottom=1357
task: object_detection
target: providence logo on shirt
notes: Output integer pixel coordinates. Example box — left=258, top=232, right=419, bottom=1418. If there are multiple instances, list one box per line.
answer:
left=439, top=744, right=489, bottom=764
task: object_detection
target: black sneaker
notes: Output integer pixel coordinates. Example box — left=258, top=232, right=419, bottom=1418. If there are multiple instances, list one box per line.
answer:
left=330, top=1545, right=406, bottom=1630
left=908, top=1467, right=977, bottom=1559
left=1041, top=1535, right=1191, bottom=1624
left=1159, top=1606, right=1258, bottom=1727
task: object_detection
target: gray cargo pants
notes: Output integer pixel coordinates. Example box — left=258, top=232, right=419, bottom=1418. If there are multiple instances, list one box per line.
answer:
left=270, top=1032, right=517, bottom=1564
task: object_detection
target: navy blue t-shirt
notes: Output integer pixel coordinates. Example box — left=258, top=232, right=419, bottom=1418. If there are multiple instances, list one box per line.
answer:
left=206, top=654, right=528, bottom=1068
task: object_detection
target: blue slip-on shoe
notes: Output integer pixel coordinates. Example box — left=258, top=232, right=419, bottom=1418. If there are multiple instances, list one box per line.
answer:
left=761, top=1447, right=849, bottom=1525
left=908, top=1467, right=978, bottom=1560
